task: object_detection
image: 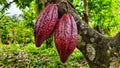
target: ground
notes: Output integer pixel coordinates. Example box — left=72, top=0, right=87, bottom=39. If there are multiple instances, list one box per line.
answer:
left=0, top=43, right=89, bottom=68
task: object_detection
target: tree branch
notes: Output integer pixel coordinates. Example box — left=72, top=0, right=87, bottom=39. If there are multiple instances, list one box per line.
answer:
left=42, top=0, right=120, bottom=68
left=83, top=0, right=89, bottom=23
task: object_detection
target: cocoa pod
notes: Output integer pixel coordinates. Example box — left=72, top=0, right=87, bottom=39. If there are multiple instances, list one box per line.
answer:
left=34, top=4, right=58, bottom=47
left=54, top=14, right=78, bottom=62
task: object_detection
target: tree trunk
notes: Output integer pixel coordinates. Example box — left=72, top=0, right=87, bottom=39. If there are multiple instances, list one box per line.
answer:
left=83, top=0, right=89, bottom=24
left=42, top=0, right=120, bottom=68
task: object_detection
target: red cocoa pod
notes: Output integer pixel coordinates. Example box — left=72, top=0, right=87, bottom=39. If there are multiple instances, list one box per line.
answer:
left=54, top=14, right=78, bottom=62
left=34, top=4, right=58, bottom=47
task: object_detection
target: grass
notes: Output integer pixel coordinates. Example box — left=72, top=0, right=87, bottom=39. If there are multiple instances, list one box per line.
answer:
left=0, top=43, right=89, bottom=68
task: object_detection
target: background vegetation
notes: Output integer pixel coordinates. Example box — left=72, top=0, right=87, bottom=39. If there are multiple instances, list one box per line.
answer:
left=0, top=0, right=120, bottom=68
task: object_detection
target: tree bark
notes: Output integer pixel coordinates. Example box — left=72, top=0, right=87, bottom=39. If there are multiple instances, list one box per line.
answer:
left=42, top=0, right=120, bottom=68
left=83, top=0, right=89, bottom=24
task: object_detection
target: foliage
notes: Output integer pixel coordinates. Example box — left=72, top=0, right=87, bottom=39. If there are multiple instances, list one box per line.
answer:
left=0, top=43, right=88, bottom=68
left=88, top=0, right=120, bottom=36
left=72, top=0, right=84, bottom=15
left=0, top=9, right=35, bottom=44
left=0, top=0, right=37, bottom=44
left=72, top=0, right=120, bottom=36
left=0, top=12, right=18, bottom=44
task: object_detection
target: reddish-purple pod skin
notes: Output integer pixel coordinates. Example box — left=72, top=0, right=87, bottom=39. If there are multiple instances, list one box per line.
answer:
left=55, top=14, right=78, bottom=62
left=34, top=4, right=58, bottom=47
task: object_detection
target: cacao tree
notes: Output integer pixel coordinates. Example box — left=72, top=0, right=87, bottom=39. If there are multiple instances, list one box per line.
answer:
left=1, top=0, right=120, bottom=68
left=39, top=0, right=120, bottom=68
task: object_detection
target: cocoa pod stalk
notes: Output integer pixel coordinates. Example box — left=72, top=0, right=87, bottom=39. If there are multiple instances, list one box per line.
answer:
left=55, top=13, right=78, bottom=62
left=34, top=4, right=58, bottom=47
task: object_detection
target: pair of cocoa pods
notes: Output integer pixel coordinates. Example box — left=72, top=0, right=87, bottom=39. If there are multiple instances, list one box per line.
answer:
left=34, top=4, right=78, bottom=62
